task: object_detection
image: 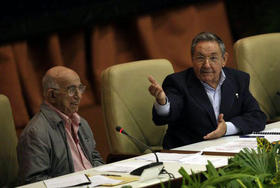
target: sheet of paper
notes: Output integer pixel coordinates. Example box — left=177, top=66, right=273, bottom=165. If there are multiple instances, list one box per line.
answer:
left=134, top=152, right=198, bottom=163
left=179, top=154, right=228, bottom=167
left=241, top=135, right=280, bottom=143
left=204, top=139, right=257, bottom=153
left=264, top=135, right=280, bottom=142
left=95, top=160, right=151, bottom=173
left=247, top=129, right=280, bottom=142
left=79, top=175, right=139, bottom=188
left=88, top=175, right=122, bottom=186
left=256, top=128, right=280, bottom=133
left=43, top=174, right=90, bottom=188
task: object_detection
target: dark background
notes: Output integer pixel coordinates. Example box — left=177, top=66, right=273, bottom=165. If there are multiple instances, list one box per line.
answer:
left=1, top=0, right=279, bottom=44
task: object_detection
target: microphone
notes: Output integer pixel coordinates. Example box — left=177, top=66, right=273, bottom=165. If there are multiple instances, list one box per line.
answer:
left=116, top=126, right=163, bottom=176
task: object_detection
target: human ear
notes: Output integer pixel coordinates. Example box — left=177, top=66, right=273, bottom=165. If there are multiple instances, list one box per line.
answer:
left=47, top=89, right=56, bottom=100
left=222, top=52, right=228, bottom=67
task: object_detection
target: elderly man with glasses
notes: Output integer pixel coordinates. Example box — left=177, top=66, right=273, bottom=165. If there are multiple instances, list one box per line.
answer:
left=148, top=32, right=266, bottom=149
left=17, top=66, right=104, bottom=185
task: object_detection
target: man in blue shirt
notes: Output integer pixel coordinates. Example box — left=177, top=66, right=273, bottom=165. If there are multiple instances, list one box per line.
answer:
left=148, top=32, right=266, bottom=149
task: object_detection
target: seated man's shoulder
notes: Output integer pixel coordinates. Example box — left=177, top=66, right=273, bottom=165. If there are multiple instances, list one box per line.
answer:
left=19, top=111, right=51, bottom=141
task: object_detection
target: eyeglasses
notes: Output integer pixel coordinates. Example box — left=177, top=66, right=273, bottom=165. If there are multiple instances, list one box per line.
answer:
left=193, top=55, right=221, bottom=65
left=53, top=84, right=86, bottom=97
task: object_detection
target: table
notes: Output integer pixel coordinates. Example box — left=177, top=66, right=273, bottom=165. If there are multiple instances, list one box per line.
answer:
left=18, top=121, right=280, bottom=188
left=175, top=121, right=280, bottom=152
left=19, top=154, right=230, bottom=188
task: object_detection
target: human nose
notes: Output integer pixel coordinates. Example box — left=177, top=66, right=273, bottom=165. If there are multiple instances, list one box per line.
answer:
left=73, top=89, right=82, bottom=98
left=202, top=57, right=211, bottom=66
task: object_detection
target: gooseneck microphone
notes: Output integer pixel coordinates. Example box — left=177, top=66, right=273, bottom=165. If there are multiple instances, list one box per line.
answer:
left=116, top=126, right=160, bottom=162
left=116, top=126, right=163, bottom=176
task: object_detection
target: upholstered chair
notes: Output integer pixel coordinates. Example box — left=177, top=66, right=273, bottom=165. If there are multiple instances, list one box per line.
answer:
left=234, top=33, right=280, bottom=122
left=0, top=94, right=18, bottom=187
left=101, top=59, right=174, bottom=155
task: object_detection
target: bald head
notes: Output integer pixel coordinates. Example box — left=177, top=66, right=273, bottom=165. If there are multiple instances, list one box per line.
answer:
left=42, top=66, right=83, bottom=115
left=42, top=66, right=80, bottom=97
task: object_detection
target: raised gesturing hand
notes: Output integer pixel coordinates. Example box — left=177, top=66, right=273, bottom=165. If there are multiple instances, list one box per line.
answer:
left=148, top=75, right=166, bottom=105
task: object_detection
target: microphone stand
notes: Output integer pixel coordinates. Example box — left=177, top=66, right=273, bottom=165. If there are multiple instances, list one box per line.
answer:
left=116, top=126, right=163, bottom=176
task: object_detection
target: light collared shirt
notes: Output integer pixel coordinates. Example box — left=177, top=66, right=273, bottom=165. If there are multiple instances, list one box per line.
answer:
left=45, top=101, right=92, bottom=171
left=154, top=70, right=239, bottom=135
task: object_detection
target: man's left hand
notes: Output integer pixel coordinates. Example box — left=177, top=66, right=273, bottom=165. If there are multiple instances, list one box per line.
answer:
left=203, top=113, right=227, bottom=140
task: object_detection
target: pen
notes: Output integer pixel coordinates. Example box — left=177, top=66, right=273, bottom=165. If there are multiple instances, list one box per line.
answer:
left=101, top=174, right=122, bottom=177
left=239, top=135, right=264, bottom=138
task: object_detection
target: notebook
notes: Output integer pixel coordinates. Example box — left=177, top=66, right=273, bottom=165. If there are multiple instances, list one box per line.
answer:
left=251, top=128, right=280, bottom=135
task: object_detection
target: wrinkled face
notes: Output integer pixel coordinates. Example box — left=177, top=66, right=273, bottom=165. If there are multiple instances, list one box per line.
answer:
left=53, top=72, right=84, bottom=116
left=192, top=41, right=227, bottom=88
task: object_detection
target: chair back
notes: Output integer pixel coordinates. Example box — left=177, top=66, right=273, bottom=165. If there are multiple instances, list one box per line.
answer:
left=101, top=59, right=174, bottom=154
left=0, top=94, right=18, bottom=187
left=234, top=33, right=280, bottom=121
